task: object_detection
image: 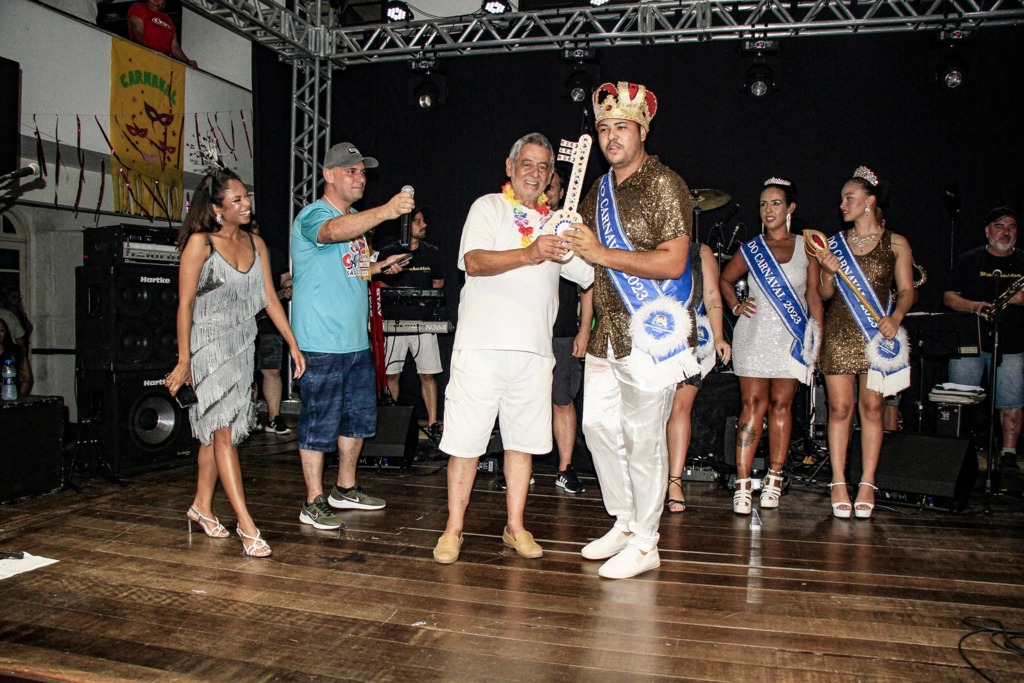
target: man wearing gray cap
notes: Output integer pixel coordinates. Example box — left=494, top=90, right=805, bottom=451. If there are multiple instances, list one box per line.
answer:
left=291, top=142, right=414, bottom=530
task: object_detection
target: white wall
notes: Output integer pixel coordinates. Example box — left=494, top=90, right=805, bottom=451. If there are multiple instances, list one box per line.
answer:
left=0, top=0, right=254, bottom=419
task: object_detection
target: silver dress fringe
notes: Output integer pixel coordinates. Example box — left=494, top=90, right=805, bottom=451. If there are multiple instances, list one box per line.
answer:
left=188, top=239, right=267, bottom=446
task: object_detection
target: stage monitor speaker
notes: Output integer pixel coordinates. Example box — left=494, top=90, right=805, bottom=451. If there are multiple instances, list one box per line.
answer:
left=850, top=430, right=977, bottom=512
left=721, top=415, right=767, bottom=472
left=691, top=372, right=741, bottom=462
left=360, top=405, right=417, bottom=470
left=76, top=265, right=179, bottom=372
left=78, top=369, right=195, bottom=475
left=1, top=396, right=64, bottom=503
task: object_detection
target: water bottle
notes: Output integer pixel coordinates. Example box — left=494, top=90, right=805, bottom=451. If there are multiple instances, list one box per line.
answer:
left=1, top=359, right=16, bottom=401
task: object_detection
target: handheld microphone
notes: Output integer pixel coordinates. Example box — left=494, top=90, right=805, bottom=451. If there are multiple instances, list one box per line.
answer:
left=399, top=185, right=415, bottom=247
left=0, top=163, right=39, bottom=185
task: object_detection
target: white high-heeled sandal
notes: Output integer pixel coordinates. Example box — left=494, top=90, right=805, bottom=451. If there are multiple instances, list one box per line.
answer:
left=236, top=526, right=272, bottom=558
left=760, top=468, right=784, bottom=509
left=828, top=482, right=852, bottom=519
left=733, top=478, right=752, bottom=515
left=855, top=482, right=878, bottom=519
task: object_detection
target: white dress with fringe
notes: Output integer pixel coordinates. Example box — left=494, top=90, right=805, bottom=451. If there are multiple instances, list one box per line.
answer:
left=188, top=234, right=266, bottom=446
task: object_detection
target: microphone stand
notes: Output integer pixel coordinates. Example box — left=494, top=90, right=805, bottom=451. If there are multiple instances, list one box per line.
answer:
left=983, top=273, right=1004, bottom=515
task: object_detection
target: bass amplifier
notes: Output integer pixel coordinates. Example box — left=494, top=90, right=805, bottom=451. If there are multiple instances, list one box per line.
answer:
left=83, top=225, right=179, bottom=267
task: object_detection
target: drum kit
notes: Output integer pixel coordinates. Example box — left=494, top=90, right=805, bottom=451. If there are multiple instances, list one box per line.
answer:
left=690, top=186, right=736, bottom=258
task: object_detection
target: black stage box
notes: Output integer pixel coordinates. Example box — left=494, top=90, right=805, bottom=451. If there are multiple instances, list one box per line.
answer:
left=850, top=430, right=977, bottom=512
left=1, top=396, right=64, bottom=503
left=359, top=405, right=417, bottom=470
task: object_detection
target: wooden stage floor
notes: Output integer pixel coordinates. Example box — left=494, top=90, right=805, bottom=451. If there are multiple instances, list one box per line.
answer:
left=1, top=432, right=1023, bottom=682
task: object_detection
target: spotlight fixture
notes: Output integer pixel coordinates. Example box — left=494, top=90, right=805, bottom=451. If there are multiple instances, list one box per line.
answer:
left=929, top=29, right=975, bottom=91
left=560, top=45, right=599, bottom=107
left=590, top=0, right=610, bottom=6
left=738, top=38, right=781, bottom=99
left=385, top=1, right=412, bottom=22
left=482, top=0, right=512, bottom=14
left=744, top=64, right=774, bottom=98
left=408, top=56, right=447, bottom=112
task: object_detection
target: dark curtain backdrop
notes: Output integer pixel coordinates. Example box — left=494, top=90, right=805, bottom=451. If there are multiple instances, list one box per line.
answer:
left=255, top=28, right=1024, bottom=312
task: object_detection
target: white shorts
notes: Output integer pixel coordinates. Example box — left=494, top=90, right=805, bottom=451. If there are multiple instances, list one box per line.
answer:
left=439, top=349, right=554, bottom=458
left=384, top=333, right=442, bottom=375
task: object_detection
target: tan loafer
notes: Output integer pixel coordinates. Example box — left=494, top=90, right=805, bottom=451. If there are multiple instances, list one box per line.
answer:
left=502, top=526, right=543, bottom=559
left=433, top=532, right=463, bottom=564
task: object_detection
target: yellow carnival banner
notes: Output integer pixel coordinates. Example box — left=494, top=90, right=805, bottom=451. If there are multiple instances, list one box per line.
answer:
left=109, top=36, right=185, bottom=219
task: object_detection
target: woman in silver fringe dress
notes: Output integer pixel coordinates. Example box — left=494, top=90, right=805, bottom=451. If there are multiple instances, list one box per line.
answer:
left=165, top=168, right=305, bottom=557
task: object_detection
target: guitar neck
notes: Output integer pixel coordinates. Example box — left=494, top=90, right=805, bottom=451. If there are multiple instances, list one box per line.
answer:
left=557, top=134, right=592, bottom=215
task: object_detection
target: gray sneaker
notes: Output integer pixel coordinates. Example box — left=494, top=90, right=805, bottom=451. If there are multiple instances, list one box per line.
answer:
left=328, top=485, right=386, bottom=511
left=299, top=495, right=345, bottom=529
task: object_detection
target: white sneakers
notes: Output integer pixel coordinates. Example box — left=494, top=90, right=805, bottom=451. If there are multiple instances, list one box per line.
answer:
left=581, top=528, right=630, bottom=560
left=598, top=546, right=661, bottom=580
left=582, top=528, right=661, bottom=579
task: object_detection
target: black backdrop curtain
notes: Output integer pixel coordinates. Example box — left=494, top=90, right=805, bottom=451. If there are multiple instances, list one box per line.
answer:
left=254, top=28, right=1024, bottom=312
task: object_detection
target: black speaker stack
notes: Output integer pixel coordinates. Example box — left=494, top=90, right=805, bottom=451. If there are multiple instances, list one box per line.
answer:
left=76, top=226, right=195, bottom=475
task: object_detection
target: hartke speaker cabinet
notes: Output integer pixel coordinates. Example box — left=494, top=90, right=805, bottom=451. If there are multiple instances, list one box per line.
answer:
left=76, top=265, right=179, bottom=372
left=850, top=430, right=977, bottom=512
left=78, top=369, right=195, bottom=475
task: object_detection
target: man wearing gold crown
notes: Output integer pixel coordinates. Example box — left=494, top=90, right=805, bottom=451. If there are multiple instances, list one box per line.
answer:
left=432, top=133, right=594, bottom=565
left=567, top=81, right=698, bottom=579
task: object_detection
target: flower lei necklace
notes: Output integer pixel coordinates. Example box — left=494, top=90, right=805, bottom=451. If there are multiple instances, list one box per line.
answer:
left=502, top=182, right=550, bottom=247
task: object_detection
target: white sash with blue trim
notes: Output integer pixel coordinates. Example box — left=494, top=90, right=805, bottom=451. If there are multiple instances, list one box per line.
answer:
left=740, top=235, right=819, bottom=384
left=596, top=170, right=700, bottom=386
left=828, top=232, right=910, bottom=395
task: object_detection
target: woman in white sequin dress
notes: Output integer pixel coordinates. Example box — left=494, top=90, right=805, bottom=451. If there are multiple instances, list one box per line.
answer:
left=165, top=168, right=305, bottom=557
left=720, top=178, right=823, bottom=514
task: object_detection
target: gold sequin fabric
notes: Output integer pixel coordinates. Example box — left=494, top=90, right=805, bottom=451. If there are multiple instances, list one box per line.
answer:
left=819, top=230, right=897, bottom=375
left=579, top=156, right=694, bottom=359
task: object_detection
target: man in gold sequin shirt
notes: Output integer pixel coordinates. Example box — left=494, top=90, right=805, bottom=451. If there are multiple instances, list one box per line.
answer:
left=568, top=81, right=695, bottom=580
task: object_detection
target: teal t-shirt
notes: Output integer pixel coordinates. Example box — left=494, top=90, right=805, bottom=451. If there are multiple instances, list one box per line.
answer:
left=290, top=199, right=371, bottom=353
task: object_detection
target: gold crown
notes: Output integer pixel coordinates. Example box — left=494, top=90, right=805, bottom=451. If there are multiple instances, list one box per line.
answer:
left=853, top=165, right=879, bottom=186
left=764, top=177, right=792, bottom=187
left=592, top=81, right=658, bottom=130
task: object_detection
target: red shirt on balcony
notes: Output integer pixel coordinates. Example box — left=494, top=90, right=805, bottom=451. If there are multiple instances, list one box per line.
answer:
left=126, top=0, right=197, bottom=68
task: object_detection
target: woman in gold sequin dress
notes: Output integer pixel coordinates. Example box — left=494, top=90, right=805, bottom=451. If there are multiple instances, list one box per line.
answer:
left=811, top=167, right=915, bottom=520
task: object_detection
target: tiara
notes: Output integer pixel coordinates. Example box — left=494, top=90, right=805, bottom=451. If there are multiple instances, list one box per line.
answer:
left=764, top=177, right=791, bottom=187
left=853, top=165, right=878, bottom=186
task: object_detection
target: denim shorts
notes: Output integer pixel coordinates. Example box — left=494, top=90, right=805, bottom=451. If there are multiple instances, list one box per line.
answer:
left=297, top=349, right=377, bottom=451
left=948, top=352, right=1024, bottom=410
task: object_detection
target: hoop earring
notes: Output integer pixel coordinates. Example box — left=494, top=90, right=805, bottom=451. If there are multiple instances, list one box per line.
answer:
left=785, top=214, right=791, bottom=233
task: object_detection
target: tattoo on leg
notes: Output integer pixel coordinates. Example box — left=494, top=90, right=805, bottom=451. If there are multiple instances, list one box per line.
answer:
left=738, top=423, right=757, bottom=448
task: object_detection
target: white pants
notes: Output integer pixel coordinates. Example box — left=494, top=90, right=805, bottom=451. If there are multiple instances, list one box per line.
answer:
left=582, top=352, right=675, bottom=552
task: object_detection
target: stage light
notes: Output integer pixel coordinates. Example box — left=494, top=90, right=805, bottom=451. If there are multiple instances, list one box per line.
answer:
left=745, top=64, right=774, bottom=98
left=385, top=1, right=412, bottom=22
left=590, top=0, right=610, bottom=6
left=565, top=68, right=592, bottom=104
left=941, top=63, right=965, bottom=89
left=409, top=73, right=447, bottom=111
left=928, top=31, right=974, bottom=92
left=738, top=39, right=780, bottom=99
left=483, top=0, right=512, bottom=14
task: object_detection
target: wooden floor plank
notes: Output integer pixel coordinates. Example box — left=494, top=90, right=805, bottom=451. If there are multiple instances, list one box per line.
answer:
left=2, top=434, right=1023, bottom=681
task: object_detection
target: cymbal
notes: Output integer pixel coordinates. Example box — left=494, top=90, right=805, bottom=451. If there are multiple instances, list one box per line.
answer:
left=693, top=188, right=731, bottom=212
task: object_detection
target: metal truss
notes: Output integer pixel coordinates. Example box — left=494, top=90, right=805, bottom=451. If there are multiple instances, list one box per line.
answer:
left=330, top=0, right=1024, bottom=65
left=180, top=0, right=341, bottom=64
left=182, top=1, right=1024, bottom=66
left=289, top=58, right=331, bottom=222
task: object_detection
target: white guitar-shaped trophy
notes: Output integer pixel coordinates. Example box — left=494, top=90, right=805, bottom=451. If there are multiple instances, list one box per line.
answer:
left=547, top=134, right=592, bottom=262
